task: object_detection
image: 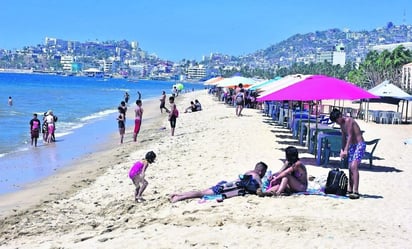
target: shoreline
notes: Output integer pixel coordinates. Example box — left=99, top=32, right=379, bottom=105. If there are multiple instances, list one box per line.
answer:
left=0, top=95, right=173, bottom=217
left=1, top=91, right=411, bottom=248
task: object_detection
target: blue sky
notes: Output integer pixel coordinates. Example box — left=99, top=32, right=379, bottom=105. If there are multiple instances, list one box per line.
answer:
left=1, top=0, right=411, bottom=61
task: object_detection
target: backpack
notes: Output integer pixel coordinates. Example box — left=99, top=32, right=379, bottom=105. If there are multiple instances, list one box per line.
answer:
left=236, top=174, right=260, bottom=194
left=173, top=108, right=179, bottom=118
left=324, top=168, right=348, bottom=196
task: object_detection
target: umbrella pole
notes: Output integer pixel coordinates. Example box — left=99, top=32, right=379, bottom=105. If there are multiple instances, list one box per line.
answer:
left=314, top=101, right=319, bottom=160
left=306, top=101, right=310, bottom=146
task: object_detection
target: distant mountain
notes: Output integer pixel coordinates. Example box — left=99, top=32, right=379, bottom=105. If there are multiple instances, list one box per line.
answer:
left=241, top=23, right=412, bottom=67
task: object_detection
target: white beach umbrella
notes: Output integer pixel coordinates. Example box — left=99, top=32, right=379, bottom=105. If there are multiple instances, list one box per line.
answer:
left=216, top=76, right=257, bottom=88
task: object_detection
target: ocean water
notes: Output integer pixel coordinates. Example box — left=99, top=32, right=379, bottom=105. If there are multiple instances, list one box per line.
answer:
left=0, top=73, right=203, bottom=194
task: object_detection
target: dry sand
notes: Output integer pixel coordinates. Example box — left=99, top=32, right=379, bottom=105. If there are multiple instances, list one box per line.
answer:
left=0, top=90, right=411, bottom=249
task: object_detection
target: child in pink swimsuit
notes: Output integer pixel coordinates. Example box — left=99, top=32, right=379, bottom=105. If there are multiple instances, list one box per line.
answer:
left=129, top=151, right=156, bottom=202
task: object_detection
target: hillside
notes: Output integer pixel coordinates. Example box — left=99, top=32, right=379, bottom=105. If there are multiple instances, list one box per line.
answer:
left=241, top=22, right=412, bottom=67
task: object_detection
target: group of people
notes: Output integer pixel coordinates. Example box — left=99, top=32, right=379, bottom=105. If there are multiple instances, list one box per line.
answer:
left=129, top=107, right=366, bottom=203
left=117, top=95, right=144, bottom=144
left=29, top=110, right=58, bottom=147
left=212, top=83, right=260, bottom=115
left=128, top=146, right=307, bottom=204
left=184, top=99, right=202, bottom=113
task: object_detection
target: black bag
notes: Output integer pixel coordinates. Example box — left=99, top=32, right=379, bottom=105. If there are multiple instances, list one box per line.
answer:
left=324, top=168, right=348, bottom=196
left=236, top=174, right=260, bottom=194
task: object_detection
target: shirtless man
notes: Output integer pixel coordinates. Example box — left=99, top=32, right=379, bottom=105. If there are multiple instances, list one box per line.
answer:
left=169, top=162, right=268, bottom=203
left=330, top=109, right=365, bottom=199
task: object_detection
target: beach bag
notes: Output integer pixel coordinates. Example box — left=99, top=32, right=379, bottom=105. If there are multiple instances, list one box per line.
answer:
left=236, top=174, right=260, bottom=194
left=324, top=168, right=348, bottom=196
left=173, top=108, right=179, bottom=118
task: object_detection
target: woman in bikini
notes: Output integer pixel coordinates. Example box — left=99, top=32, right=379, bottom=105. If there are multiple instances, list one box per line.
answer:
left=264, top=146, right=308, bottom=196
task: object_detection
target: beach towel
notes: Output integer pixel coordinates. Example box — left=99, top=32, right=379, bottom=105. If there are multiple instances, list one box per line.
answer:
left=198, top=194, right=224, bottom=204
left=295, top=188, right=348, bottom=199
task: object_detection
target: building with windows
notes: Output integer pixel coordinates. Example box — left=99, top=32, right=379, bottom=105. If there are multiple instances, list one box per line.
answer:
left=186, top=64, right=206, bottom=80
left=401, top=62, right=412, bottom=92
left=371, top=42, right=412, bottom=52
left=316, top=43, right=346, bottom=66
left=60, top=55, right=74, bottom=71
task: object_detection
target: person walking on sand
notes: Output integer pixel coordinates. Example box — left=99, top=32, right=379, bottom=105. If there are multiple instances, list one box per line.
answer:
left=169, top=162, right=268, bottom=203
left=235, top=83, right=246, bottom=116
left=330, top=108, right=365, bottom=200
left=128, top=151, right=157, bottom=202
left=159, top=91, right=168, bottom=113
left=117, top=106, right=126, bottom=144
left=29, top=113, right=41, bottom=147
left=167, top=96, right=178, bottom=136
left=133, top=99, right=143, bottom=142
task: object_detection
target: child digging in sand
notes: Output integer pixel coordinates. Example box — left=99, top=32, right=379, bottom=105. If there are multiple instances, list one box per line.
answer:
left=128, top=151, right=157, bottom=202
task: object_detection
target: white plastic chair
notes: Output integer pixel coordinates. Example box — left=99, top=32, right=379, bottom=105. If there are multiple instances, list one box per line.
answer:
left=392, top=112, right=402, bottom=124
left=379, top=112, right=390, bottom=124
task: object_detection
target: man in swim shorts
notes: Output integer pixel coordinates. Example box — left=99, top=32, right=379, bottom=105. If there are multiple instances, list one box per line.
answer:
left=330, top=109, right=365, bottom=199
left=169, top=162, right=268, bottom=203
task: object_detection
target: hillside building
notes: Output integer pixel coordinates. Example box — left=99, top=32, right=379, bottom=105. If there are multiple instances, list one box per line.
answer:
left=401, top=62, right=412, bottom=92
left=371, top=42, right=412, bottom=52
left=60, top=55, right=74, bottom=71
left=186, top=64, right=206, bottom=80
left=316, top=43, right=346, bottom=66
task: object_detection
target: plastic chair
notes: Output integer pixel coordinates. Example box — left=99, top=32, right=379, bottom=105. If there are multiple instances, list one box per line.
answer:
left=379, top=112, right=390, bottom=124
left=391, top=112, right=402, bottom=124
left=363, top=139, right=380, bottom=168
left=322, top=136, right=342, bottom=165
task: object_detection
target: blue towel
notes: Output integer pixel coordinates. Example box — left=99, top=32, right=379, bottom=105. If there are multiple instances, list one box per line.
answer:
left=198, top=194, right=224, bottom=203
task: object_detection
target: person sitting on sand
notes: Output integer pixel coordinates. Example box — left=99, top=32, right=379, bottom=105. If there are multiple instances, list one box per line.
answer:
left=259, top=146, right=307, bottom=196
left=128, top=151, right=157, bottom=202
left=169, top=162, right=268, bottom=203
left=184, top=101, right=197, bottom=113
left=195, top=99, right=202, bottom=111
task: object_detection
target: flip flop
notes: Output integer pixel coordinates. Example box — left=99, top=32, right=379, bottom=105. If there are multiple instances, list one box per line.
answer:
left=349, top=192, right=360, bottom=199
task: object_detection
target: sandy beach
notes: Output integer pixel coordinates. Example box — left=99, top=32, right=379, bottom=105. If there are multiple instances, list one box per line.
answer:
left=1, top=90, right=412, bottom=249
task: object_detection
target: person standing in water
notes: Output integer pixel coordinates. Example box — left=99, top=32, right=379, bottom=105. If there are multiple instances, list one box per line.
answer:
left=29, top=113, right=41, bottom=147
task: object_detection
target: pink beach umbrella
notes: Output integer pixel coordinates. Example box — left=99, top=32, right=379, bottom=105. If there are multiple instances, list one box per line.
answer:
left=256, top=75, right=380, bottom=161
left=257, top=75, right=379, bottom=101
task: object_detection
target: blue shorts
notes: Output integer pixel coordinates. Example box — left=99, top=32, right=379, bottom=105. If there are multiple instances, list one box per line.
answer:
left=211, top=181, right=228, bottom=194
left=348, top=142, right=366, bottom=163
